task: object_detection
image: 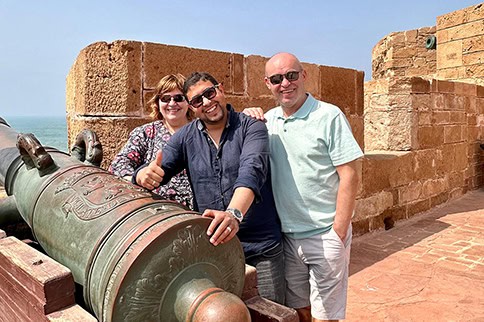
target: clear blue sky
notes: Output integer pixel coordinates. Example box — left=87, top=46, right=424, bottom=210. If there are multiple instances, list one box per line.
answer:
left=1, top=0, right=480, bottom=117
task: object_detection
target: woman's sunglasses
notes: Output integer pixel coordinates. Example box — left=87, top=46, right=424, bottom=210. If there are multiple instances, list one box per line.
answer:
left=188, top=84, right=220, bottom=108
left=159, top=94, right=186, bottom=104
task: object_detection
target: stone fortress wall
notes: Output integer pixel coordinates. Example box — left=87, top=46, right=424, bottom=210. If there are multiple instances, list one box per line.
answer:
left=65, top=3, right=483, bottom=236
left=361, top=3, right=484, bottom=233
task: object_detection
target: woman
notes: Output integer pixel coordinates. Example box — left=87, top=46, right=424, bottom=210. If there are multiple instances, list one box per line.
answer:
left=109, top=74, right=193, bottom=209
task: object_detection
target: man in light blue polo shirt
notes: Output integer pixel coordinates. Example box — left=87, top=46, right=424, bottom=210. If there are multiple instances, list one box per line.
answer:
left=245, top=52, right=363, bottom=322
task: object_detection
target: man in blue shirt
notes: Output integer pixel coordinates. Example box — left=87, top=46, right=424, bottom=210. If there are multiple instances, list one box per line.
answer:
left=133, top=72, right=285, bottom=304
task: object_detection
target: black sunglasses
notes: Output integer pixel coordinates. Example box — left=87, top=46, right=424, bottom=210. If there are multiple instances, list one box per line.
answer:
left=268, top=71, right=302, bottom=85
left=188, top=84, right=219, bottom=108
left=159, top=94, right=186, bottom=104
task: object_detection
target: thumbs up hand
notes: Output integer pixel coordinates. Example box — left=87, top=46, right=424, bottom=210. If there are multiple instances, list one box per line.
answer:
left=136, top=150, right=165, bottom=190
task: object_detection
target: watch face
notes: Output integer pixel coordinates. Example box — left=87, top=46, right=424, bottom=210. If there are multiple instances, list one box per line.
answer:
left=227, top=208, right=243, bottom=222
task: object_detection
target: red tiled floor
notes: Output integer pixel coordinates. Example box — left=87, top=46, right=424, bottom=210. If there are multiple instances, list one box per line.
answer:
left=347, top=188, right=484, bottom=321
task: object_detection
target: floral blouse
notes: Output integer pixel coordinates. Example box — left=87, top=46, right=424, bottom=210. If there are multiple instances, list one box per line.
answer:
left=109, top=120, right=194, bottom=209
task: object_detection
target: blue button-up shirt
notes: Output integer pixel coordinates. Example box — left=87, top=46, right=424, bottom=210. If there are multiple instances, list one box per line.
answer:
left=161, top=105, right=281, bottom=255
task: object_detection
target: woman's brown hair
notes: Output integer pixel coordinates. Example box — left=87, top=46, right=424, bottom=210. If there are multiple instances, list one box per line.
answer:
left=148, top=74, right=193, bottom=120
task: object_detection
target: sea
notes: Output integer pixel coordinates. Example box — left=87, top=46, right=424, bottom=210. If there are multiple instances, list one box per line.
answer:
left=2, top=116, right=68, bottom=152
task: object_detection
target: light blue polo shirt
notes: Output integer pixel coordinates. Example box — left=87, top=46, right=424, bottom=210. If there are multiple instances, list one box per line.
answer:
left=265, top=94, right=363, bottom=239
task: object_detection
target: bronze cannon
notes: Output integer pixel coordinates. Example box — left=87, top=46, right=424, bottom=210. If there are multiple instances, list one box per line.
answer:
left=0, top=117, right=250, bottom=321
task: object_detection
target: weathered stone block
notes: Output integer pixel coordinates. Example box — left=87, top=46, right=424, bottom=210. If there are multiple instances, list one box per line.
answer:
left=356, top=71, right=365, bottom=116
left=388, top=77, right=413, bottom=93
left=448, top=170, right=465, bottom=188
left=352, top=217, right=370, bottom=236
left=467, top=125, right=479, bottom=142
left=436, top=145, right=455, bottom=175
left=449, top=187, right=466, bottom=200
left=437, top=4, right=481, bottom=30
left=232, top=54, right=245, bottom=95
left=444, top=125, right=464, bottom=143
left=348, top=115, right=364, bottom=151
left=431, top=191, right=450, bottom=207
left=421, top=177, right=449, bottom=198
left=398, top=181, right=423, bottom=204
left=66, top=41, right=143, bottom=116
left=411, top=77, right=430, bottom=93
left=417, top=126, right=444, bottom=149
left=437, top=41, right=463, bottom=69
left=405, top=29, right=418, bottom=42
left=465, top=63, right=484, bottom=78
left=364, top=111, right=391, bottom=150
left=353, top=190, right=394, bottom=222
left=463, top=35, right=484, bottom=53
left=463, top=51, right=484, bottom=65
left=364, top=109, right=416, bottom=151
left=437, top=66, right=466, bottom=80
left=388, top=94, right=413, bottom=109
left=434, top=80, right=456, bottom=93
left=362, top=153, right=411, bottom=195
left=302, top=62, right=321, bottom=99
left=478, top=85, right=484, bottom=97
left=431, top=93, right=445, bottom=110
left=414, top=149, right=438, bottom=179
left=369, top=94, right=391, bottom=111
left=451, top=111, right=467, bottom=124
left=478, top=98, right=484, bottom=115
left=441, top=20, right=484, bottom=43
left=418, top=111, right=432, bottom=125
left=393, top=47, right=417, bottom=59
left=320, top=65, right=357, bottom=116
left=382, top=205, right=407, bottom=223
left=142, top=89, right=156, bottom=116
left=432, top=111, right=451, bottom=124
left=454, top=82, right=477, bottom=96
left=407, top=199, right=431, bottom=217
left=143, top=42, right=234, bottom=92
left=454, top=143, right=468, bottom=170
left=246, top=55, right=269, bottom=98
left=389, top=152, right=415, bottom=187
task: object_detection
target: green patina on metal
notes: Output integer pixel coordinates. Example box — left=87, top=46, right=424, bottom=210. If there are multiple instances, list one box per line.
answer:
left=0, top=117, right=250, bottom=322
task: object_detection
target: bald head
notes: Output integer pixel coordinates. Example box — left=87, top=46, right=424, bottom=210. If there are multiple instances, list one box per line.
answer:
left=265, top=53, right=303, bottom=76
left=264, top=52, right=307, bottom=114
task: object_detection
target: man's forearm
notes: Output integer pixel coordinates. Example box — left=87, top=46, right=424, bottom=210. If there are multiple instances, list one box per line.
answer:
left=333, top=160, right=360, bottom=240
left=228, top=187, right=255, bottom=216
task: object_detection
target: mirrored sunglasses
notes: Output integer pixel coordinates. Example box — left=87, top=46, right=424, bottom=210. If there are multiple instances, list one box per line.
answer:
left=268, top=71, right=301, bottom=85
left=188, top=84, right=219, bottom=108
left=159, top=94, right=186, bottom=104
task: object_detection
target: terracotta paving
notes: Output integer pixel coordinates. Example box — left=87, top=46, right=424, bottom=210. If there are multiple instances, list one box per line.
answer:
left=347, top=188, right=484, bottom=321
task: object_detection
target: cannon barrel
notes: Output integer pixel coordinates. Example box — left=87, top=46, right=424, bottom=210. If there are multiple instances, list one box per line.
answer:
left=0, top=117, right=249, bottom=321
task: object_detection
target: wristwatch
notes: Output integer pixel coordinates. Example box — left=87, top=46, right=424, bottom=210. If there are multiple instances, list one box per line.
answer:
left=226, top=208, right=243, bottom=223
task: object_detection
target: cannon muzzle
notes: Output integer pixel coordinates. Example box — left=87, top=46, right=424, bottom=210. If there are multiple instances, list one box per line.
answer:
left=0, top=117, right=249, bottom=321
